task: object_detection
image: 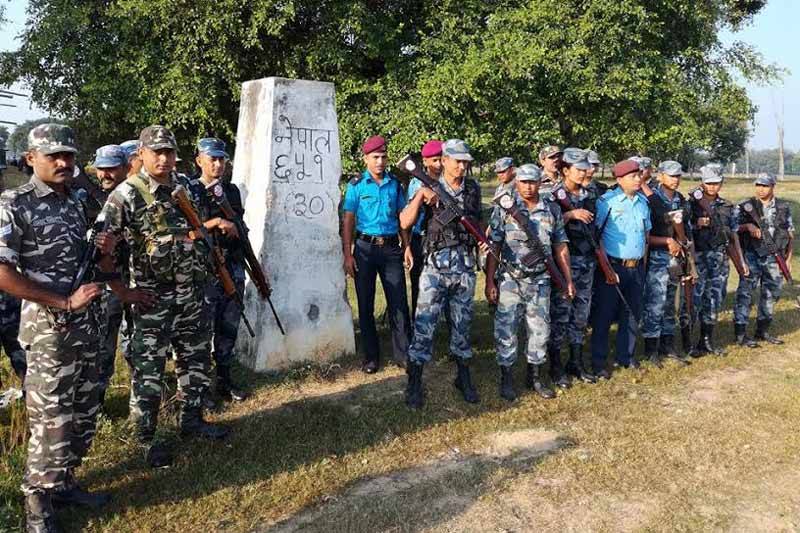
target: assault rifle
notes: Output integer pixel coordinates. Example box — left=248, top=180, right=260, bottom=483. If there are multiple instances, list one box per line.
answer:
left=666, top=209, right=699, bottom=325
left=741, top=201, right=793, bottom=283
left=691, top=189, right=747, bottom=278
left=396, top=155, right=567, bottom=292
left=204, top=179, right=285, bottom=335
left=553, top=187, right=638, bottom=330
left=172, top=185, right=255, bottom=338
left=71, top=208, right=117, bottom=293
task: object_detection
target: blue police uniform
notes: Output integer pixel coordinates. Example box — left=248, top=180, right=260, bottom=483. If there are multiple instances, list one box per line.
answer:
left=407, top=177, right=426, bottom=318
left=343, top=170, right=411, bottom=369
left=591, top=188, right=651, bottom=373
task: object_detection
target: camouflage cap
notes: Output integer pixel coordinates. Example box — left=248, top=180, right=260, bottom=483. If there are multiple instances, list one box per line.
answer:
left=494, top=157, right=514, bottom=173
left=562, top=147, right=592, bottom=170
left=657, top=160, right=683, bottom=177
left=139, top=125, right=177, bottom=151
left=628, top=156, right=653, bottom=170
left=754, top=172, right=777, bottom=187
left=120, top=139, right=141, bottom=159
left=700, top=165, right=723, bottom=184
left=538, top=145, right=563, bottom=160
left=94, top=144, right=127, bottom=168
left=442, top=139, right=474, bottom=161
left=586, top=150, right=601, bottom=165
left=197, top=137, right=229, bottom=158
left=516, top=164, right=543, bottom=182
left=27, top=123, right=78, bottom=155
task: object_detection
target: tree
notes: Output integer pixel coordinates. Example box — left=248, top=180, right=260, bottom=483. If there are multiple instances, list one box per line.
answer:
left=7, top=117, right=56, bottom=155
left=1, top=0, right=776, bottom=171
left=0, top=126, right=9, bottom=143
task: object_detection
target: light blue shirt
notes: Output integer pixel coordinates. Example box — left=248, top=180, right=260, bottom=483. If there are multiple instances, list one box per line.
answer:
left=406, top=177, right=426, bottom=235
left=595, top=188, right=651, bottom=260
left=343, top=170, right=406, bottom=236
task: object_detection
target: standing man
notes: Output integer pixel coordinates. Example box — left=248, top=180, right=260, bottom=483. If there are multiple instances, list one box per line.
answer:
left=538, top=145, right=563, bottom=193
left=407, top=140, right=443, bottom=319
left=548, top=148, right=598, bottom=387
left=590, top=159, right=650, bottom=378
left=493, top=157, right=515, bottom=196
left=685, top=165, right=742, bottom=356
left=0, top=174, right=26, bottom=389
left=641, top=161, right=693, bottom=366
left=583, top=150, right=608, bottom=195
left=0, top=124, right=113, bottom=531
left=734, top=173, right=793, bottom=346
left=402, top=139, right=482, bottom=408
left=103, top=126, right=232, bottom=469
left=486, top=164, right=574, bottom=401
left=342, top=135, right=412, bottom=373
left=120, top=140, right=142, bottom=178
left=189, top=137, right=248, bottom=402
left=93, top=145, right=132, bottom=408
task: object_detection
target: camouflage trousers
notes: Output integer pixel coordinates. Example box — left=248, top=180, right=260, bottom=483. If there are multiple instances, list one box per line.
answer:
left=20, top=304, right=100, bottom=495
left=97, top=289, right=132, bottom=392
left=204, top=270, right=245, bottom=368
left=408, top=267, right=475, bottom=364
left=683, top=248, right=729, bottom=325
left=0, top=291, right=26, bottom=379
left=549, top=255, right=595, bottom=348
left=496, top=273, right=551, bottom=367
left=641, top=250, right=680, bottom=338
left=128, top=283, right=211, bottom=437
left=734, top=251, right=783, bottom=325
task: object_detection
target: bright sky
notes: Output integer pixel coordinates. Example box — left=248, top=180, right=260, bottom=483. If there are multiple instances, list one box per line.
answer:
left=0, top=0, right=797, bottom=150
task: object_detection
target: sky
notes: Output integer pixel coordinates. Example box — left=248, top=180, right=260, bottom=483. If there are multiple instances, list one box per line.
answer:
left=1, top=0, right=797, bottom=150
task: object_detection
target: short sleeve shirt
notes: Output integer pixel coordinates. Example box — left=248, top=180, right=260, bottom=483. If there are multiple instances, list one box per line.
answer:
left=595, top=188, right=651, bottom=260
left=343, top=170, right=406, bottom=236
left=406, top=177, right=426, bottom=235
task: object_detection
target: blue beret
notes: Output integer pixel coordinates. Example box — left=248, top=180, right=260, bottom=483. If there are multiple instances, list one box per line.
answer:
left=197, top=137, right=229, bottom=158
left=94, top=144, right=127, bottom=169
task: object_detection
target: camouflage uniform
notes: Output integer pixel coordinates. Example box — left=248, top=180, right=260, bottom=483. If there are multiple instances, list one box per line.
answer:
left=489, top=192, right=568, bottom=367
left=0, top=290, right=26, bottom=380
left=0, top=174, right=101, bottom=495
left=102, top=168, right=211, bottom=439
left=734, top=197, right=794, bottom=326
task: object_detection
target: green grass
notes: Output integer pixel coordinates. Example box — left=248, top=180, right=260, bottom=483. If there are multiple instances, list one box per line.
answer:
left=2, top=171, right=800, bottom=531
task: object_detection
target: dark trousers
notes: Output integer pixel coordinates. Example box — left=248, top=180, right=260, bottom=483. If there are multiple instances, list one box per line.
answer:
left=409, top=233, right=425, bottom=319
left=590, top=262, right=644, bottom=371
left=354, top=239, right=411, bottom=365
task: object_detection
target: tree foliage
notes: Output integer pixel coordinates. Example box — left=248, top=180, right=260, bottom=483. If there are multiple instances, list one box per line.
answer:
left=1, top=0, right=776, bottom=171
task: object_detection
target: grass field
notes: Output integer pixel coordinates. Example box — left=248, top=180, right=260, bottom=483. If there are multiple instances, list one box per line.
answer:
left=3, top=167, right=800, bottom=532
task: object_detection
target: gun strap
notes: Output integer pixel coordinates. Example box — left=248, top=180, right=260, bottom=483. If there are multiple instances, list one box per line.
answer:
left=126, top=174, right=169, bottom=234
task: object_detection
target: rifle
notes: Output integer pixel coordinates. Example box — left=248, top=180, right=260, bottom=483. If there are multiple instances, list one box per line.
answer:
left=204, top=179, right=285, bottom=335
left=552, top=187, right=638, bottom=330
left=666, top=209, right=699, bottom=325
left=71, top=208, right=117, bottom=293
left=171, top=185, right=255, bottom=338
left=741, top=201, right=793, bottom=283
left=691, top=189, right=747, bottom=277
left=396, top=155, right=567, bottom=292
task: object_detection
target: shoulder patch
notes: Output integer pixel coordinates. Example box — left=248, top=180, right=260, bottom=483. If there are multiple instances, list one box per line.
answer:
left=349, top=175, right=362, bottom=185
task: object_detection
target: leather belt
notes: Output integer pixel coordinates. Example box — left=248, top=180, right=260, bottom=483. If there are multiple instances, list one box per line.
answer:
left=609, top=257, right=641, bottom=268
left=357, top=233, right=399, bottom=246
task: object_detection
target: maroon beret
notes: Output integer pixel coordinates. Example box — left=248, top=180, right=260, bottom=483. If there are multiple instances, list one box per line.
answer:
left=421, top=140, right=443, bottom=158
left=362, top=135, right=387, bottom=155
left=613, top=159, right=640, bottom=179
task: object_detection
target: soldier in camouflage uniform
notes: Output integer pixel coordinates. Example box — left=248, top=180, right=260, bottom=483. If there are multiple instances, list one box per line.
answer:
left=486, top=164, right=574, bottom=401
left=92, top=145, right=131, bottom=407
left=547, top=148, right=599, bottom=389
left=684, top=165, right=744, bottom=357
left=120, top=139, right=143, bottom=178
left=493, top=157, right=515, bottom=197
left=538, top=145, right=562, bottom=195
left=188, top=137, right=248, bottom=404
left=402, top=139, right=483, bottom=409
left=734, top=173, right=794, bottom=346
left=583, top=150, right=608, bottom=196
left=641, top=161, right=693, bottom=366
left=0, top=124, right=114, bottom=532
left=102, top=126, right=233, bottom=469
left=0, top=290, right=26, bottom=386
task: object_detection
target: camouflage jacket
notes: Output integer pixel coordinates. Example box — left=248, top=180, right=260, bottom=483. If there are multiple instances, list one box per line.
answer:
left=101, top=170, right=210, bottom=290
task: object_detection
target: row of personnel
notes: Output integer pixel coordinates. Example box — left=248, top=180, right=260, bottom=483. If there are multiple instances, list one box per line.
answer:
left=0, top=123, right=258, bottom=533
left=342, top=137, right=793, bottom=408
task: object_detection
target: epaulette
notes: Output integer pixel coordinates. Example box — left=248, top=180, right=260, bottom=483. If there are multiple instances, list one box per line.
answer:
left=348, top=175, right=362, bottom=185
left=1, top=182, right=35, bottom=202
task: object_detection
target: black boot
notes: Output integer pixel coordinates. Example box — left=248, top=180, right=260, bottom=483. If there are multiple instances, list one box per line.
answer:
left=454, top=359, right=480, bottom=404
left=548, top=347, right=572, bottom=389
left=25, top=492, right=62, bottom=533
left=179, top=407, right=230, bottom=440
left=499, top=366, right=516, bottom=402
left=405, top=362, right=424, bottom=409
left=660, top=334, right=691, bottom=365
left=755, top=318, right=783, bottom=345
left=681, top=326, right=697, bottom=357
left=734, top=322, right=760, bottom=348
left=700, top=322, right=724, bottom=356
left=644, top=337, right=663, bottom=368
left=526, top=363, right=555, bottom=399
left=51, top=472, right=110, bottom=509
left=566, top=344, right=597, bottom=383
left=216, top=365, right=248, bottom=402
